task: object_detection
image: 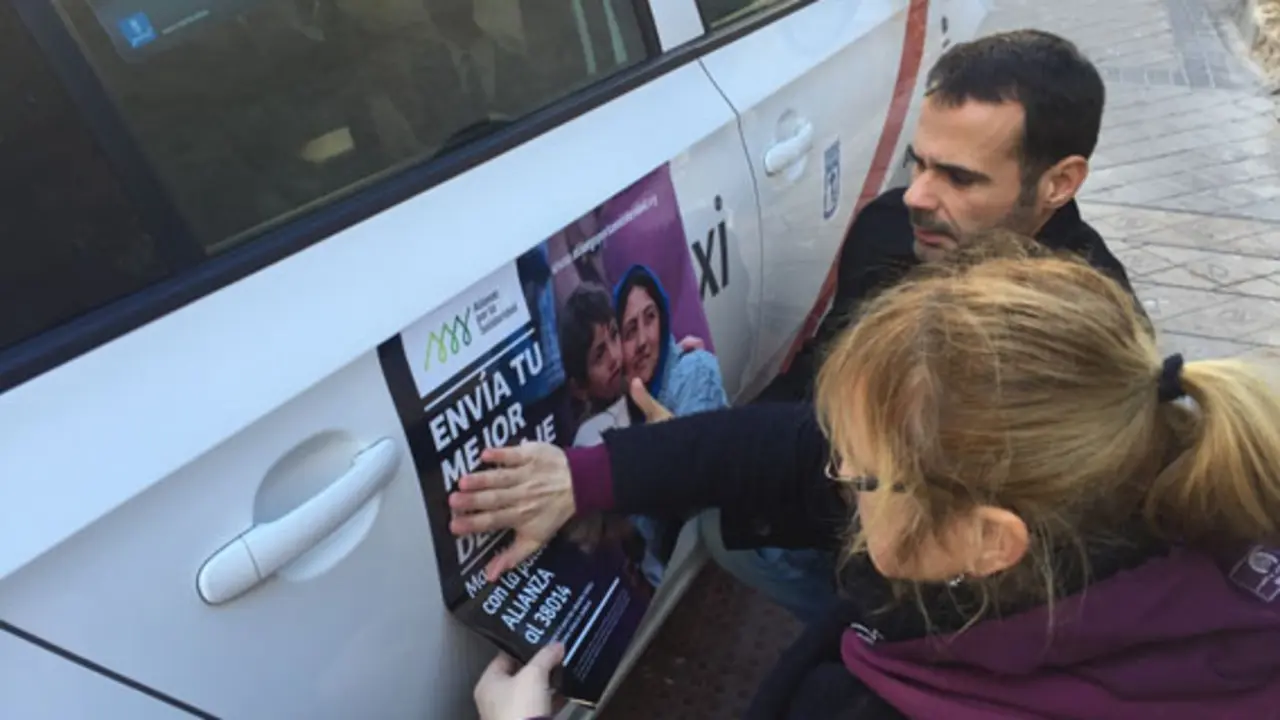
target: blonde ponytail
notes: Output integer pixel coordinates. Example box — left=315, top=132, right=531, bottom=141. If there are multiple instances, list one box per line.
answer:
left=1147, top=358, right=1280, bottom=546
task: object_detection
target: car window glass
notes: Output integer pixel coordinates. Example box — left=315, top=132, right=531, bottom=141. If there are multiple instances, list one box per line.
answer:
left=2, top=0, right=651, bottom=361
left=696, top=0, right=786, bottom=29
left=0, top=2, right=170, bottom=355
left=55, top=0, right=652, bottom=251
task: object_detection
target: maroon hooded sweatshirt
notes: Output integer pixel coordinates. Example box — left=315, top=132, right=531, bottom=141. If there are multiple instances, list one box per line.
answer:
left=566, top=442, right=1280, bottom=718
left=841, top=543, right=1280, bottom=718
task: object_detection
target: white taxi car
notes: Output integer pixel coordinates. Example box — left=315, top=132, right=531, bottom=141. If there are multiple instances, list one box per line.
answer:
left=0, top=0, right=985, bottom=716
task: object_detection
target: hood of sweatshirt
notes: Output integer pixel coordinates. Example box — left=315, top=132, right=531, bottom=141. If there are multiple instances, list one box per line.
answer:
left=843, top=543, right=1280, bottom=718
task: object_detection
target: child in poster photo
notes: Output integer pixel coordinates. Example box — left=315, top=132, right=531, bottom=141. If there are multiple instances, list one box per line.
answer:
left=556, top=282, right=630, bottom=444
left=554, top=282, right=654, bottom=582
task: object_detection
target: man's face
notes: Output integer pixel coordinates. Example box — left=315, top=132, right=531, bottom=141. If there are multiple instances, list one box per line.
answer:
left=902, top=96, right=1043, bottom=262
left=582, top=320, right=624, bottom=401
left=621, top=286, right=661, bottom=385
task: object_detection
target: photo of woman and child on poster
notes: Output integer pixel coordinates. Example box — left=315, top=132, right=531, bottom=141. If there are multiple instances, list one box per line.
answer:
left=536, top=166, right=731, bottom=587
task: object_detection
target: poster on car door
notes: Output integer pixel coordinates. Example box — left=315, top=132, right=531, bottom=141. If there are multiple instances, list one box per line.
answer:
left=377, top=163, right=729, bottom=706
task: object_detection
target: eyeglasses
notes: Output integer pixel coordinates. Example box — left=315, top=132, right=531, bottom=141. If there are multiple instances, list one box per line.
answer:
left=824, top=456, right=907, bottom=493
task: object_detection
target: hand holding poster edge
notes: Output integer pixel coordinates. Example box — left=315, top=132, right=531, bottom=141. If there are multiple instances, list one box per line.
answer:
left=473, top=642, right=566, bottom=720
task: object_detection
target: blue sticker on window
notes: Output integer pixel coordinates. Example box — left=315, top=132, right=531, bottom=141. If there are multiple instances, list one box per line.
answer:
left=117, top=13, right=157, bottom=49
left=823, top=139, right=841, bottom=220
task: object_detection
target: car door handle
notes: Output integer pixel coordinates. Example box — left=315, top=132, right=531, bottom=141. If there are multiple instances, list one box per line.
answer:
left=196, top=437, right=401, bottom=605
left=763, top=121, right=815, bottom=176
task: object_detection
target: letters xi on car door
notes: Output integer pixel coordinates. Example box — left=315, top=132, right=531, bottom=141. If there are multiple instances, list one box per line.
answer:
left=700, top=0, right=930, bottom=395
left=0, top=4, right=762, bottom=720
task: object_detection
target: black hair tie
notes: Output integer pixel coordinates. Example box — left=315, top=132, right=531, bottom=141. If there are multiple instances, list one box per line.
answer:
left=1157, top=353, right=1186, bottom=403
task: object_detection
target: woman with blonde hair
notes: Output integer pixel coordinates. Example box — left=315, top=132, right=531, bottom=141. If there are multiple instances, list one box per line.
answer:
left=456, top=235, right=1280, bottom=719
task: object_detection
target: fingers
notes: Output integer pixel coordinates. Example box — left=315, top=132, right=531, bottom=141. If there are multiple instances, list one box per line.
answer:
left=449, top=486, right=521, bottom=513
left=524, top=642, right=566, bottom=675
left=449, top=506, right=522, bottom=536
left=480, top=652, right=516, bottom=681
left=629, top=377, right=673, bottom=422
left=457, top=465, right=523, bottom=493
left=484, top=536, right=543, bottom=581
left=479, top=444, right=534, bottom=469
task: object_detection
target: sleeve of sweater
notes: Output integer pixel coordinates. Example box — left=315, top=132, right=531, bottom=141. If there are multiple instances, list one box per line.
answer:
left=565, top=402, right=846, bottom=546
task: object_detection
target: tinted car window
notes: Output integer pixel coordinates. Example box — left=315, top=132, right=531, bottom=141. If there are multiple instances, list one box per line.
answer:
left=0, top=2, right=170, bottom=354
left=2, top=0, right=651, bottom=360
left=58, top=0, right=653, bottom=250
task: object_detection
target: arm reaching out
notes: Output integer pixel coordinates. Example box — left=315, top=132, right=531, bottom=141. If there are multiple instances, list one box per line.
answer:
left=451, top=387, right=844, bottom=578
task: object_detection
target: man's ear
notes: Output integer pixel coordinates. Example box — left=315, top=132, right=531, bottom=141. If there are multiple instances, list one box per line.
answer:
left=1039, top=155, right=1089, bottom=210
left=967, top=506, right=1029, bottom=578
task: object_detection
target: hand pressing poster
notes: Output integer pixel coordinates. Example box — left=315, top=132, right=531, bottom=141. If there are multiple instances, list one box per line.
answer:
left=376, top=163, right=729, bottom=706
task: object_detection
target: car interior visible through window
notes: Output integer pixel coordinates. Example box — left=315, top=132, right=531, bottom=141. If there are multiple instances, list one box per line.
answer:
left=1, top=0, right=652, bottom=364
left=0, top=0, right=170, bottom=356
left=60, top=0, right=652, bottom=252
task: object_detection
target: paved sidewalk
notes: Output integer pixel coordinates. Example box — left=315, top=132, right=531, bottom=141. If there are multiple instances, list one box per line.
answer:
left=604, top=1, right=1280, bottom=717
left=1082, top=201, right=1280, bottom=361
left=1002, top=0, right=1280, bottom=364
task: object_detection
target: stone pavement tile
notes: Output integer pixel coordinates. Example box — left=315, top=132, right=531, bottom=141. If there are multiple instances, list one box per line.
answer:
left=1241, top=347, right=1280, bottom=367
left=1155, top=193, right=1240, bottom=214
left=1247, top=324, right=1280, bottom=345
left=1102, top=92, right=1211, bottom=128
left=1143, top=265, right=1221, bottom=288
left=1158, top=331, right=1256, bottom=359
left=1077, top=201, right=1128, bottom=221
left=1098, top=141, right=1184, bottom=168
left=1094, top=178, right=1206, bottom=204
left=1107, top=238, right=1138, bottom=255
left=1233, top=178, right=1280, bottom=201
left=1201, top=138, right=1280, bottom=165
left=1084, top=161, right=1186, bottom=193
left=1229, top=202, right=1280, bottom=222
left=1200, top=183, right=1280, bottom=209
left=1201, top=188, right=1278, bottom=212
left=1193, top=157, right=1280, bottom=184
left=1166, top=170, right=1243, bottom=193
left=1159, top=295, right=1280, bottom=339
left=1213, top=118, right=1280, bottom=142
left=1088, top=207, right=1189, bottom=239
left=1226, top=228, right=1280, bottom=257
left=1104, top=85, right=1195, bottom=113
left=1114, top=244, right=1181, bottom=276
left=1135, top=281, right=1236, bottom=320
left=1140, top=245, right=1280, bottom=286
left=1127, top=214, right=1271, bottom=248
left=1230, top=276, right=1280, bottom=298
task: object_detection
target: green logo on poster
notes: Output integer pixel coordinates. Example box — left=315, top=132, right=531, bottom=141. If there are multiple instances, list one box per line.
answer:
left=424, top=308, right=474, bottom=370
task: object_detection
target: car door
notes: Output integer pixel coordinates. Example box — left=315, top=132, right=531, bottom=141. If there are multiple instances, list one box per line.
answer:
left=694, top=0, right=944, bottom=398
left=0, top=627, right=190, bottom=719
left=0, top=0, right=760, bottom=718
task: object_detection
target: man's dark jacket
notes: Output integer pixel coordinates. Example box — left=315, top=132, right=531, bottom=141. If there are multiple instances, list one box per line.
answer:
left=755, top=187, right=1136, bottom=407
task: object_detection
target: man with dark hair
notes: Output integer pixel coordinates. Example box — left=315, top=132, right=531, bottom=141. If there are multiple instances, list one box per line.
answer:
left=760, top=29, right=1133, bottom=405
left=455, top=28, right=1140, bottom=627
left=705, top=29, right=1139, bottom=622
